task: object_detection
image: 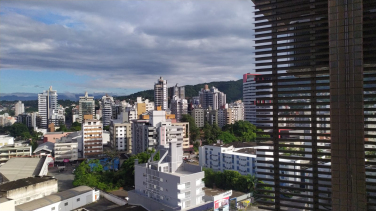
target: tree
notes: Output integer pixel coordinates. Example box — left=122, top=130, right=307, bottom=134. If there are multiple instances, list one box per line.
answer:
left=217, top=131, right=238, bottom=143
left=103, top=125, right=110, bottom=131
left=56, top=124, right=69, bottom=132
left=8, top=123, right=30, bottom=139
left=71, top=122, right=82, bottom=131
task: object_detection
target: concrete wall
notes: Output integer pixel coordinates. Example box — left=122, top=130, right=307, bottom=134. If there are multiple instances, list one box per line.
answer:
left=100, top=191, right=127, bottom=206
left=128, top=190, right=179, bottom=211
left=7, top=179, right=58, bottom=206
left=32, top=189, right=99, bottom=211
left=0, top=199, right=15, bottom=211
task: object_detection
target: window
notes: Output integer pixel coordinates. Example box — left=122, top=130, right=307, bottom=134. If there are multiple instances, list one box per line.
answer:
left=185, top=191, right=191, bottom=198
left=77, top=198, right=80, bottom=202
left=160, top=178, right=163, bottom=182
left=65, top=202, right=68, bottom=206
left=186, top=200, right=191, bottom=208
left=51, top=208, right=55, bottom=211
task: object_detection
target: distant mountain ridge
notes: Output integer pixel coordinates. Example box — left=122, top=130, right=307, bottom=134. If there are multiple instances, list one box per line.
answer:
left=0, top=93, right=113, bottom=101
left=1, top=79, right=243, bottom=102
left=115, top=79, right=243, bottom=103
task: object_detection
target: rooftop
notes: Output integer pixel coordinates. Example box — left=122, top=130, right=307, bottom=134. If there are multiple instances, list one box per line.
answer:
left=203, top=187, right=246, bottom=199
left=15, top=186, right=93, bottom=211
left=207, top=143, right=233, bottom=148
left=33, top=142, right=54, bottom=153
left=0, top=157, right=45, bottom=181
left=105, top=204, right=148, bottom=211
left=0, top=176, right=56, bottom=196
left=233, top=148, right=256, bottom=155
left=56, top=131, right=81, bottom=143
left=44, top=132, right=71, bottom=135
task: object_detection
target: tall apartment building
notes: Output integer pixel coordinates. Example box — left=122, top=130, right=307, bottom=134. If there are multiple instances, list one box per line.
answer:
left=154, top=77, right=168, bottom=110
left=17, top=113, right=33, bottom=128
left=199, top=85, right=226, bottom=110
left=218, top=102, right=245, bottom=128
left=129, top=141, right=205, bottom=210
left=49, top=106, right=65, bottom=126
left=169, top=84, right=185, bottom=100
left=253, top=1, right=376, bottom=210
left=132, top=110, right=185, bottom=154
left=191, top=108, right=204, bottom=128
left=101, top=95, right=114, bottom=126
left=38, top=86, right=58, bottom=129
left=78, top=92, right=95, bottom=123
left=170, top=96, right=188, bottom=122
left=82, top=118, right=103, bottom=158
left=243, top=74, right=272, bottom=127
left=14, top=101, right=24, bottom=116
left=109, top=118, right=132, bottom=153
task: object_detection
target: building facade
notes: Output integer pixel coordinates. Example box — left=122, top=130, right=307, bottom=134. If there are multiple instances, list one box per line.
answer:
left=14, top=101, right=24, bottom=116
left=131, top=111, right=185, bottom=154
left=253, top=1, right=376, bottom=210
left=199, top=85, right=226, bottom=110
left=78, top=92, right=95, bottom=123
left=101, top=95, right=114, bottom=127
left=198, top=143, right=258, bottom=176
left=0, top=143, right=32, bottom=165
left=154, top=77, right=168, bottom=110
left=54, top=132, right=80, bottom=162
left=130, top=141, right=205, bottom=210
left=38, top=87, right=58, bottom=129
left=82, top=119, right=103, bottom=158
left=191, top=108, right=204, bottom=128
left=170, top=96, right=188, bottom=122
left=243, top=73, right=272, bottom=127
left=109, top=119, right=132, bottom=153
left=0, top=177, right=58, bottom=206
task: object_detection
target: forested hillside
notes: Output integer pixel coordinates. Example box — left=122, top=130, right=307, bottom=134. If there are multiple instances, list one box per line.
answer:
left=116, top=79, right=243, bottom=103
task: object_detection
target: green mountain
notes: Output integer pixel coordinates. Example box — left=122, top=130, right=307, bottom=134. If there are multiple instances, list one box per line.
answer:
left=115, top=79, right=243, bottom=103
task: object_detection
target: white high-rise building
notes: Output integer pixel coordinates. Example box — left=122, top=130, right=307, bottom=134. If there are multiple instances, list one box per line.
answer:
left=170, top=96, right=188, bottom=122
left=243, top=73, right=272, bottom=127
left=154, top=77, right=168, bottom=110
left=199, top=85, right=226, bottom=110
left=14, top=101, right=25, bottom=116
left=38, top=86, right=59, bottom=129
left=101, top=95, right=114, bottom=126
left=78, top=92, right=95, bottom=123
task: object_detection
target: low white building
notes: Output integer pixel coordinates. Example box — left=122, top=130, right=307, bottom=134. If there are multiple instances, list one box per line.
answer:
left=0, top=135, right=14, bottom=147
left=14, top=186, right=100, bottom=211
left=0, top=143, right=32, bottom=165
left=0, top=176, right=58, bottom=206
left=199, top=143, right=260, bottom=176
left=54, top=132, right=80, bottom=162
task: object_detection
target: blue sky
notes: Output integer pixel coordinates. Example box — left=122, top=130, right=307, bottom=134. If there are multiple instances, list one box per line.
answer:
left=0, top=0, right=255, bottom=97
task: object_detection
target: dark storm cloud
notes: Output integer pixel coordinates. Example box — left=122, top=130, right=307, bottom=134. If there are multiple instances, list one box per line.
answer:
left=0, top=0, right=256, bottom=90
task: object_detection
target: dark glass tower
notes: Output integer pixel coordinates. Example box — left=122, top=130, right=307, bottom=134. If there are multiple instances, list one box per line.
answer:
left=253, top=0, right=376, bottom=210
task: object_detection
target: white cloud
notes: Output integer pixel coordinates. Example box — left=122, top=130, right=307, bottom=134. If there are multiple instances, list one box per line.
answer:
left=0, top=0, right=256, bottom=92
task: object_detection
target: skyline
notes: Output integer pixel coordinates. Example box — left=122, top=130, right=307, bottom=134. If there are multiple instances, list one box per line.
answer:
left=0, top=0, right=256, bottom=95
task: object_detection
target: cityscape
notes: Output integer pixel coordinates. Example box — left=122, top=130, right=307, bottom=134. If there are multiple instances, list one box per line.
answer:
left=0, top=1, right=375, bottom=211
